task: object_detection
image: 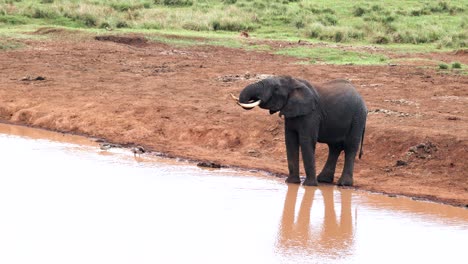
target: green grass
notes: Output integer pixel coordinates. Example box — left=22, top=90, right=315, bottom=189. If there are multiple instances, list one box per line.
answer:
left=0, top=0, right=466, bottom=48
left=276, top=47, right=388, bottom=65
left=146, top=32, right=270, bottom=51
left=1, top=0, right=466, bottom=66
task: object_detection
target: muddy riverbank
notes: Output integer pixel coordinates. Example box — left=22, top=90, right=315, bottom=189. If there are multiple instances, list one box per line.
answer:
left=0, top=32, right=467, bottom=206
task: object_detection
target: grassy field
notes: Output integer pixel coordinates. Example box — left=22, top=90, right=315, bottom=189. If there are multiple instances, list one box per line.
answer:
left=0, top=0, right=466, bottom=67
left=1, top=0, right=466, bottom=47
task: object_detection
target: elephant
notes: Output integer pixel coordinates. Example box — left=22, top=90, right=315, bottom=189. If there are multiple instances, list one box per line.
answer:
left=232, top=76, right=367, bottom=186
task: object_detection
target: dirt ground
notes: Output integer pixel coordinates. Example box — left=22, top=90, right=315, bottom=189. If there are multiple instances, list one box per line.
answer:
left=0, top=30, right=467, bottom=207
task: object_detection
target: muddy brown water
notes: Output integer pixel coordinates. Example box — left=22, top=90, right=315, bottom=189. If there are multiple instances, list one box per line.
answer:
left=0, top=123, right=467, bottom=264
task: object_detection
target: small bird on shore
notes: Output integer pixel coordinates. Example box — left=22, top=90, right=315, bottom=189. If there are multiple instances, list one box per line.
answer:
left=131, top=146, right=146, bottom=157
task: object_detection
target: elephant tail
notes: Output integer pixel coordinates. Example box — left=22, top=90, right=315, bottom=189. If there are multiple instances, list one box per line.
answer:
left=359, top=126, right=365, bottom=159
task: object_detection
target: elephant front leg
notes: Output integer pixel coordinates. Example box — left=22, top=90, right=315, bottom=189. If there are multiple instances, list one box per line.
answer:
left=285, top=129, right=301, bottom=184
left=300, top=137, right=318, bottom=186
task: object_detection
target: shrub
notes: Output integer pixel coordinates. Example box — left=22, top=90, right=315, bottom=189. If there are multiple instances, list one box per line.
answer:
left=32, top=8, right=58, bottom=19
left=116, top=20, right=129, bottom=28
left=154, top=0, right=193, bottom=6
left=438, top=63, right=449, bottom=69
left=80, top=14, right=97, bottom=27
left=111, top=3, right=143, bottom=12
left=451, top=62, right=462, bottom=69
left=294, top=19, right=305, bottom=29
left=334, top=31, right=344, bottom=42
left=319, top=14, right=338, bottom=26
left=211, top=19, right=253, bottom=31
left=305, top=23, right=324, bottom=39
left=372, top=35, right=390, bottom=44
left=371, top=5, right=382, bottom=11
left=99, top=21, right=111, bottom=29
left=353, top=6, right=366, bottom=17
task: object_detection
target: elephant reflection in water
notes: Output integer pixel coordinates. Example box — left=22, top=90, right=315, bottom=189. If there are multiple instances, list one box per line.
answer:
left=276, top=184, right=354, bottom=257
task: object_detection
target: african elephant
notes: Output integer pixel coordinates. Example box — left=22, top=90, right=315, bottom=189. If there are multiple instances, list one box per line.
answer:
left=232, top=76, right=367, bottom=186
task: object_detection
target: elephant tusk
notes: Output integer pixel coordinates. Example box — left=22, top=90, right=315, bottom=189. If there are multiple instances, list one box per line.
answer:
left=230, top=93, right=239, bottom=101
left=238, top=100, right=261, bottom=109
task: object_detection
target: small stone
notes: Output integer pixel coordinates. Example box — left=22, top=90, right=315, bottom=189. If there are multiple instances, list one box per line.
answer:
left=197, top=162, right=221, bottom=169
left=409, top=146, right=418, bottom=153
left=396, top=160, right=408, bottom=166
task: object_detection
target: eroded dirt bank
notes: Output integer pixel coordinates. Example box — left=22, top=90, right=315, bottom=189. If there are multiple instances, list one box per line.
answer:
left=0, top=32, right=467, bottom=206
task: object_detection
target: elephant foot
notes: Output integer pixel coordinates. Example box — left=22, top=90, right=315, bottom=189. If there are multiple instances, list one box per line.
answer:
left=302, top=178, right=318, bottom=186
left=337, top=175, right=353, bottom=186
left=317, top=171, right=334, bottom=183
left=285, top=176, right=301, bottom=184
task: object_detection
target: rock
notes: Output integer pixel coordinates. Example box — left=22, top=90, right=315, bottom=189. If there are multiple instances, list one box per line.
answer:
left=396, top=160, right=408, bottom=166
left=20, top=76, right=46, bottom=81
left=407, top=141, right=437, bottom=159
left=197, top=162, right=221, bottom=169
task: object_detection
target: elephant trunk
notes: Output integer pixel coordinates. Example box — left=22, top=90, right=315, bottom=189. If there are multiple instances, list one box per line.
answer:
left=237, top=81, right=270, bottom=109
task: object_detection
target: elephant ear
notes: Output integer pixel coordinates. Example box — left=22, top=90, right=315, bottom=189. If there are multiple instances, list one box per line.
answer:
left=280, top=83, right=319, bottom=118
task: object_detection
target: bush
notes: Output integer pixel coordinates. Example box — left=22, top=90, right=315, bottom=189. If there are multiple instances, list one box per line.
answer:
left=31, top=8, right=58, bottom=19
left=154, top=0, right=193, bottom=6
left=305, top=23, right=324, bottom=39
left=372, top=35, right=390, bottom=44
left=319, top=14, right=338, bottom=26
left=111, top=3, right=143, bottom=12
left=451, top=62, right=462, bottom=69
left=438, top=63, right=449, bottom=69
left=294, top=19, right=305, bottom=29
left=353, top=6, right=366, bottom=17
left=211, top=19, right=253, bottom=31
left=99, top=21, right=111, bottom=29
left=116, top=20, right=129, bottom=28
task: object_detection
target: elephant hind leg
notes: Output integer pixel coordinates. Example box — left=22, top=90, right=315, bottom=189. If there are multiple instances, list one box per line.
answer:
left=317, top=143, right=342, bottom=183
left=337, top=138, right=361, bottom=186
left=338, top=112, right=366, bottom=186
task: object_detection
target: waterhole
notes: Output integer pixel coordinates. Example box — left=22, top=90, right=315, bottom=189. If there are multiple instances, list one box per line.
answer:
left=0, top=123, right=467, bottom=264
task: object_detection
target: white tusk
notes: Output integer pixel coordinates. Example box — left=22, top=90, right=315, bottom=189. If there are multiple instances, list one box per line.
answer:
left=238, top=100, right=261, bottom=109
left=230, top=93, right=239, bottom=101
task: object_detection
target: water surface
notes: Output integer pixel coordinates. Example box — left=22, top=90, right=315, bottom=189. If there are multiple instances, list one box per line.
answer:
left=0, top=123, right=467, bottom=264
